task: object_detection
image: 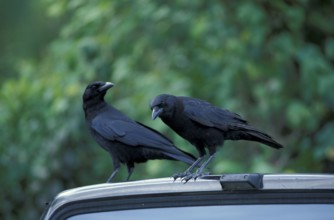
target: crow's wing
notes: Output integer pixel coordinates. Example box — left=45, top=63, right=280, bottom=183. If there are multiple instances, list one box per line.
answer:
left=91, top=116, right=173, bottom=148
left=91, top=114, right=196, bottom=163
left=181, top=97, right=248, bottom=131
left=181, top=97, right=283, bottom=149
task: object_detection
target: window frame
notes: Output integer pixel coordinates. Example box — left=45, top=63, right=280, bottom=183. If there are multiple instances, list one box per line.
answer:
left=48, top=189, right=334, bottom=220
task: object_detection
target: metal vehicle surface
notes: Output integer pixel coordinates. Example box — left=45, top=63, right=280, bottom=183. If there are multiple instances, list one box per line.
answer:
left=41, top=174, right=334, bottom=220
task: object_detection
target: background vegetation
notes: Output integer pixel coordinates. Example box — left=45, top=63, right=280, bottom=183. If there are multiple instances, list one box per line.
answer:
left=1, top=0, right=334, bottom=219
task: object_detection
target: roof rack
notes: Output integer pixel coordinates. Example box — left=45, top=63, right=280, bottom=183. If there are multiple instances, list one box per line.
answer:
left=201, top=173, right=263, bottom=190
left=201, top=173, right=334, bottom=190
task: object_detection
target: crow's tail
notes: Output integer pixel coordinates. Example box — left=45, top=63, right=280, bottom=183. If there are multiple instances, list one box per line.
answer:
left=164, top=148, right=196, bottom=165
left=136, top=121, right=197, bottom=165
left=227, top=124, right=283, bottom=149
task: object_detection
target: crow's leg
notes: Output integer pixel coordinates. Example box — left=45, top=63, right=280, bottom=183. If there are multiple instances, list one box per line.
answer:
left=106, top=166, right=120, bottom=183
left=126, top=163, right=134, bottom=181
left=194, top=153, right=216, bottom=178
left=172, top=156, right=205, bottom=181
left=182, top=153, right=216, bottom=183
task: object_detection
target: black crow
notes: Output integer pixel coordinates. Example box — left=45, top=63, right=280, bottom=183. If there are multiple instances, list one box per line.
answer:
left=150, top=94, right=283, bottom=182
left=83, top=82, right=195, bottom=182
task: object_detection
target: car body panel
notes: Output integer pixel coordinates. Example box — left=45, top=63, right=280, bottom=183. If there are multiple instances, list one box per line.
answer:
left=41, top=174, right=334, bottom=220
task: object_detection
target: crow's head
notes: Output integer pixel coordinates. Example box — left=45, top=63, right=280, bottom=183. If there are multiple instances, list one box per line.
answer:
left=83, top=81, right=114, bottom=102
left=150, top=94, right=177, bottom=120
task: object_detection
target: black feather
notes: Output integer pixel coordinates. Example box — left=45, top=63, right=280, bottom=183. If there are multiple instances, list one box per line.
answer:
left=150, top=94, right=283, bottom=181
left=83, top=83, right=195, bottom=182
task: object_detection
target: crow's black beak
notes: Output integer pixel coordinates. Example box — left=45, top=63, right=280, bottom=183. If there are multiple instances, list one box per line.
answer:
left=98, top=82, right=114, bottom=92
left=152, top=107, right=163, bottom=120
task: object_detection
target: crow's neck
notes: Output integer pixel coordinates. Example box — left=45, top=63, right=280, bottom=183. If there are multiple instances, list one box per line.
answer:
left=161, top=98, right=184, bottom=121
left=83, top=97, right=107, bottom=118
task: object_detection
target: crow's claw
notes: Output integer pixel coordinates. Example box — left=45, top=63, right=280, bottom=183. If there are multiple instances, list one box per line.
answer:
left=181, top=173, right=199, bottom=183
left=172, top=171, right=191, bottom=181
left=193, top=171, right=205, bottom=180
left=181, top=174, right=193, bottom=183
left=181, top=171, right=212, bottom=183
left=193, top=174, right=201, bottom=180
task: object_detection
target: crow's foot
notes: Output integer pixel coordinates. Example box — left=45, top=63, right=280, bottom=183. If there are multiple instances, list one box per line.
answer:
left=181, top=173, right=198, bottom=183
left=172, top=171, right=191, bottom=181
left=181, top=171, right=211, bottom=183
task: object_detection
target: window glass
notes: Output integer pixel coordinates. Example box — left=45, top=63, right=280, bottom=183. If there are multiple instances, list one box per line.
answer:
left=69, top=204, right=334, bottom=220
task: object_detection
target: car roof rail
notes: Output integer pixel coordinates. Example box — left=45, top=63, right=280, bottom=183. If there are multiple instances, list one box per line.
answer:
left=201, top=173, right=264, bottom=190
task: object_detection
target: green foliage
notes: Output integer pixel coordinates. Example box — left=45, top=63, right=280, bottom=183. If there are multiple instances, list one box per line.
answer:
left=1, top=0, right=334, bottom=219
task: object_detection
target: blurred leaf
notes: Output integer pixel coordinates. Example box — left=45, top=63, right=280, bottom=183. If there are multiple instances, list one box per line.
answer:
left=1, top=0, right=334, bottom=219
left=287, top=102, right=311, bottom=129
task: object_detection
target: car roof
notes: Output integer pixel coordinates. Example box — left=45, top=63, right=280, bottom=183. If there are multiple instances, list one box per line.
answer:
left=43, top=174, right=334, bottom=219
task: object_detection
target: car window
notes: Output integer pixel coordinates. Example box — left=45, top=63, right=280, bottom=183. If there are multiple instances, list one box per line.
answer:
left=69, top=204, right=334, bottom=220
